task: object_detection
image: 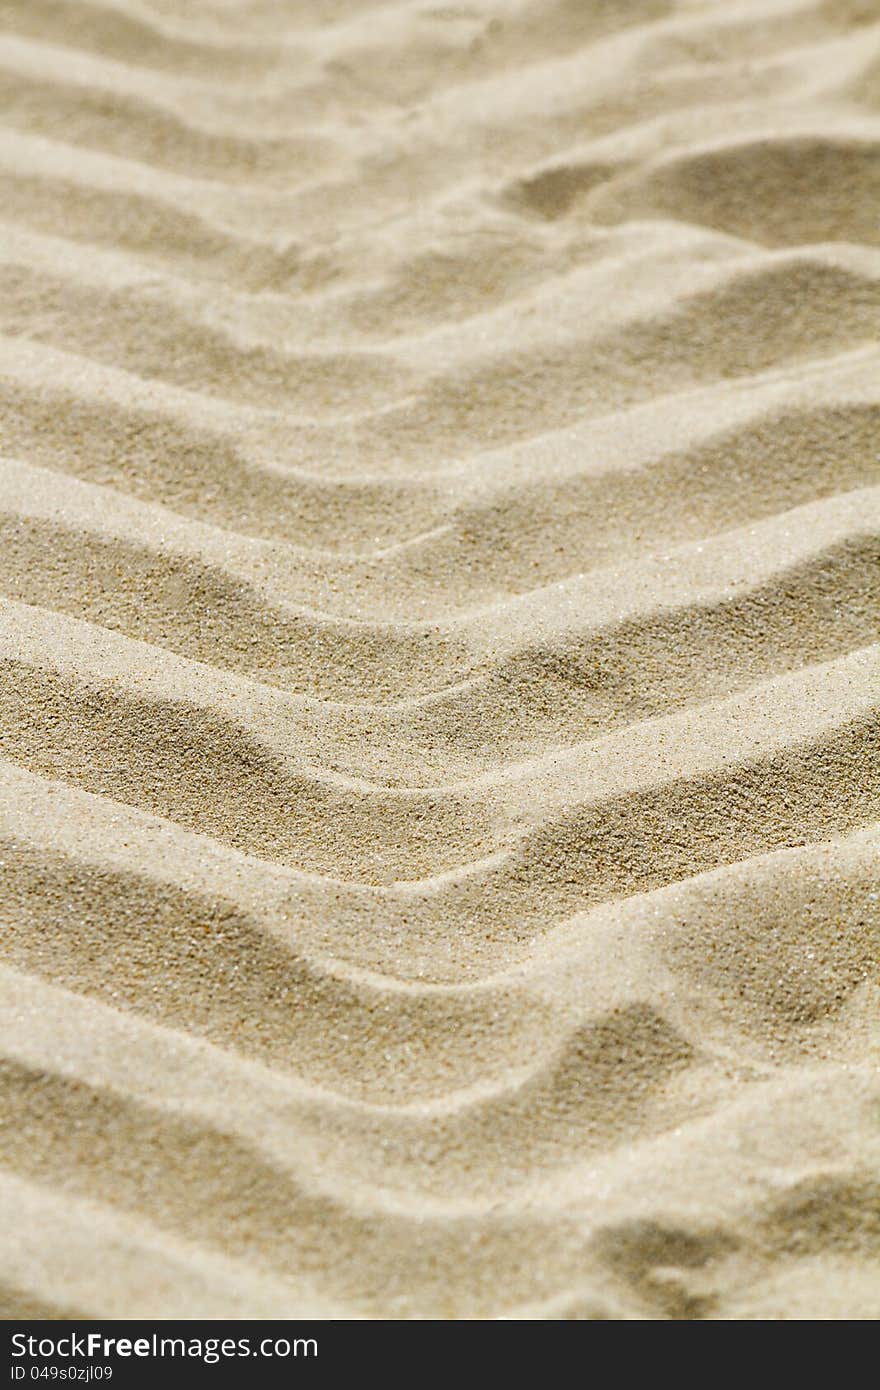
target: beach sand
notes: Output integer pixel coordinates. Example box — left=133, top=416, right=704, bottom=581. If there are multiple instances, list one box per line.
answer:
left=0, top=0, right=878, bottom=1319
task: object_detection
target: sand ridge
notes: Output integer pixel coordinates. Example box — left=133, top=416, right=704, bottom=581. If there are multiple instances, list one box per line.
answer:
left=0, top=0, right=878, bottom=1319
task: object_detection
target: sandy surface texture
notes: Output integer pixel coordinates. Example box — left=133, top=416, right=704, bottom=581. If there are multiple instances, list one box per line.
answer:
left=0, top=0, right=879, bottom=1320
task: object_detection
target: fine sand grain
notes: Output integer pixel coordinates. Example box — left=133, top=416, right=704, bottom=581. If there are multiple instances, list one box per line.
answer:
left=0, top=0, right=879, bottom=1320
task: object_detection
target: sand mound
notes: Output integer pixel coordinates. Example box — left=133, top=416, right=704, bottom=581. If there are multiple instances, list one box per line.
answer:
left=0, top=0, right=878, bottom=1319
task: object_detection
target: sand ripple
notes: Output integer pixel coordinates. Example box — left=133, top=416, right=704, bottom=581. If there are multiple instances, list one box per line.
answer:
left=0, top=0, right=878, bottom=1319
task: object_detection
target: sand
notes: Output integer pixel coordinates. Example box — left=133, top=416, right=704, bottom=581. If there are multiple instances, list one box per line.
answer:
left=0, top=0, right=878, bottom=1321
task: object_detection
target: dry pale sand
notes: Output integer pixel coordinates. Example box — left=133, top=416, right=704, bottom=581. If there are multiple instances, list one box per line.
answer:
left=0, top=0, right=878, bottom=1322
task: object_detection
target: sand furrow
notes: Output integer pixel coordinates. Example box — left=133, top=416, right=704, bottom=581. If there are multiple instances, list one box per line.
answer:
left=1, top=777, right=875, bottom=1088
left=1, top=459, right=876, bottom=706
left=1, top=644, right=877, bottom=957
left=2, top=332, right=877, bottom=559
left=0, top=72, right=333, bottom=188
left=0, top=0, right=281, bottom=77
left=0, top=488, right=877, bottom=787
